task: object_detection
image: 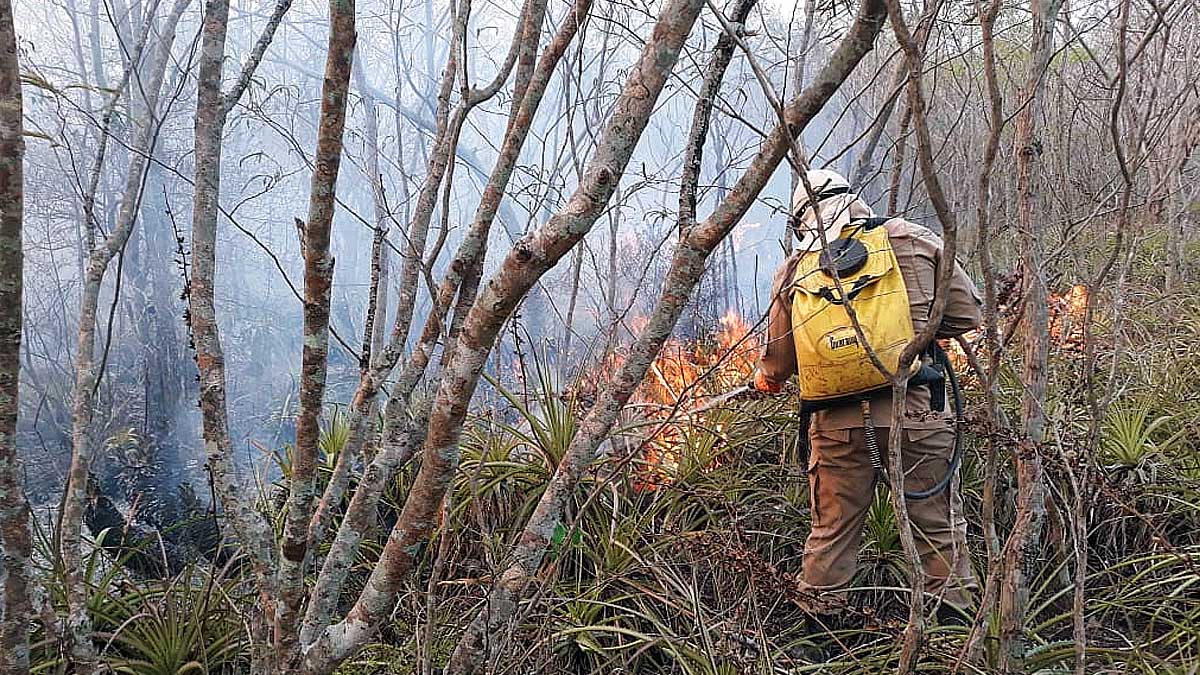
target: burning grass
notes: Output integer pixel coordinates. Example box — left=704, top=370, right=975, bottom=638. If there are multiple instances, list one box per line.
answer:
left=601, top=309, right=764, bottom=486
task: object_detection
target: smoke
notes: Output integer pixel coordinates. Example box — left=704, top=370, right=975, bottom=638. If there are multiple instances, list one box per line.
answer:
left=12, top=0, right=871, bottom=511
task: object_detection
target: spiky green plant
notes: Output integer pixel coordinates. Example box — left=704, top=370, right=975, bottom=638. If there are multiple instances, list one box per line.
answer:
left=30, top=515, right=250, bottom=675
left=1102, top=404, right=1186, bottom=472
left=98, top=565, right=247, bottom=675
left=863, top=485, right=901, bottom=559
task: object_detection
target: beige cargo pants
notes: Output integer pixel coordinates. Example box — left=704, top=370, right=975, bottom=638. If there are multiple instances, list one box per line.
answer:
left=799, top=413, right=977, bottom=612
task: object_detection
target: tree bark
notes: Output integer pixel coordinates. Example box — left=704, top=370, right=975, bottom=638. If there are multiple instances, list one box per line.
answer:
left=186, top=0, right=295, bottom=642
left=0, top=2, right=31, bottom=672
left=958, top=0, right=1007, bottom=665
left=276, top=0, right=357, bottom=661
left=999, top=0, right=1064, bottom=669
left=357, top=65, right=390, bottom=363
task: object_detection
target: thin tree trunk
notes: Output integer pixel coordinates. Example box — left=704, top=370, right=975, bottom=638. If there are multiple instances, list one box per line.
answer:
left=79, top=3, right=159, bottom=278
left=1071, top=4, right=1138, bottom=670
left=0, top=2, right=31, bottom=671
left=358, top=71, right=391, bottom=361
left=999, top=0, right=1064, bottom=669
left=886, top=102, right=910, bottom=215
left=850, top=0, right=938, bottom=195
left=387, top=0, right=470, bottom=352
left=186, top=0, right=294, bottom=646
left=851, top=62, right=907, bottom=190
left=507, top=0, right=548, bottom=131
left=404, top=0, right=547, bottom=363
left=190, top=0, right=268, bottom=589
left=563, top=245, right=584, bottom=354
left=276, top=0, right=357, bottom=662
left=1161, top=116, right=1198, bottom=289
left=678, top=0, right=757, bottom=234
left=60, top=3, right=189, bottom=665
left=222, top=0, right=294, bottom=118
left=878, top=0, right=964, bottom=667
left=607, top=203, right=619, bottom=318
left=303, top=0, right=533, bottom=534
left=958, top=0, right=1007, bottom=665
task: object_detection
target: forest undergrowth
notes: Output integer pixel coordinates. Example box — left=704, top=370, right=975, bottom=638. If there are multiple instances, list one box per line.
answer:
left=26, top=235, right=1200, bottom=675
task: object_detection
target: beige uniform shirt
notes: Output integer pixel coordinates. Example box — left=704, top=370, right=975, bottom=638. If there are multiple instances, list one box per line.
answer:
left=758, top=216, right=982, bottom=430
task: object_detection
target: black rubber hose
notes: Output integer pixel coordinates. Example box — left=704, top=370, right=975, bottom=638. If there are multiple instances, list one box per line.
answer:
left=904, top=344, right=964, bottom=501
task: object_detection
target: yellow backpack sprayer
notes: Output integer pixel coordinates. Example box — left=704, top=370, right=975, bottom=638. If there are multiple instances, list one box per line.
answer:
left=695, top=216, right=963, bottom=500
left=792, top=216, right=963, bottom=500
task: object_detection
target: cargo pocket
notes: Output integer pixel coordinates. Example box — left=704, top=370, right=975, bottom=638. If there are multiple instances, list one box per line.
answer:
left=903, top=416, right=955, bottom=495
left=807, top=428, right=849, bottom=529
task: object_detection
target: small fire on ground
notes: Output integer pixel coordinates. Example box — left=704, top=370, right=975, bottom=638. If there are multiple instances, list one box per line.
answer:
left=946, top=283, right=1091, bottom=371
left=604, top=310, right=761, bottom=488
left=1049, top=284, right=1090, bottom=350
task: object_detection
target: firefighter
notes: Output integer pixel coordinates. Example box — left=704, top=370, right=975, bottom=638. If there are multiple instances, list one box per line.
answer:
left=753, top=168, right=982, bottom=621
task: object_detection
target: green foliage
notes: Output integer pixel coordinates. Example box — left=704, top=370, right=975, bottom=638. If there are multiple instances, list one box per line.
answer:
left=97, top=566, right=246, bottom=675
left=333, top=644, right=411, bottom=675
left=1101, top=405, right=1187, bottom=470
left=269, top=407, right=352, bottom=481
left=862, top=485, right=901, bottom=559
left=30, top=516, right=251, bottom=674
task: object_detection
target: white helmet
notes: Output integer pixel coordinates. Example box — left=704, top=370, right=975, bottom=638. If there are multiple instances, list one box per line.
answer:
left=791, top=168, right=851, bottom=215
left=790, top=169, right=858, bottom=252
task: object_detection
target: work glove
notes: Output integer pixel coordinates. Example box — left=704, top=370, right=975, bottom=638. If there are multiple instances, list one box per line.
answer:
left=752, top=368, right=783, bottom=394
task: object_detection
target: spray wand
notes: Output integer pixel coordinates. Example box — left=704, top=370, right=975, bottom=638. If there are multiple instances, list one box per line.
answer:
left=683, top=383, right=773, bottom=416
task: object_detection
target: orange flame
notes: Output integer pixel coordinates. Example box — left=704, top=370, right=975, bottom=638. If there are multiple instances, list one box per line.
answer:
left=945, top=283, right=1090, bottom=374
left=606, top=309, right=761, bottom=488
left=1049, top=283, right=1089, bottom=351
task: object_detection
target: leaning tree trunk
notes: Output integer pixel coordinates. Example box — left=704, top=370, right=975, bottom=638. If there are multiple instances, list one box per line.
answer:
left=59, top=2, right=190, bottom=665
left=443, top=0, right=887, bottom=670
left=0, top=2, right=31, bottom=672
left=999, top=0, right=1063, bottom=669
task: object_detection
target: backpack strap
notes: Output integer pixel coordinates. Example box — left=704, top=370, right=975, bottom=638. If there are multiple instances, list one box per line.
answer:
left=839, top=216, right=893, bottom=239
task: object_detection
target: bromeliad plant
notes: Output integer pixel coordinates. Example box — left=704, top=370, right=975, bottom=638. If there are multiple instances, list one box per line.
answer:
left=1101, top=404, right=1188, bottom=473
left=30, top=513, right=252, bottom=675
left=95, top=564, right=247, bottom=675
